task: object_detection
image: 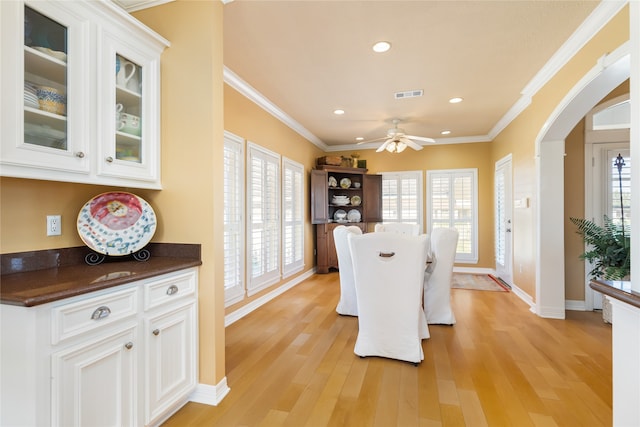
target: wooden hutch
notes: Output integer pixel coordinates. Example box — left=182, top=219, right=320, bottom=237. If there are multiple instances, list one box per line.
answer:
left=311, top=165, right=382, bottom=273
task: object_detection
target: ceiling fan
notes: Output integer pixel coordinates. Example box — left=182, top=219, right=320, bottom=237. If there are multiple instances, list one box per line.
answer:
left=357, top=119, right=436, bottom=153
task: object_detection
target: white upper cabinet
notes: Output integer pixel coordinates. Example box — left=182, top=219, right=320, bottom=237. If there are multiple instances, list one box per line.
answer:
left=0, top=0, right=169, bottom=189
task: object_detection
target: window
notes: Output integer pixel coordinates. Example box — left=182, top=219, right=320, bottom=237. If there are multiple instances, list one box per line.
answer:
left=607, top=150, right=631, bottom=229
left=427, top=169, right=478, bottom=263
left=223, top=131, right=244, bottom=306
left=282, top=158, right=304, bottom=277
left=247, top=142, right=281, bottom=295
left=380, top=171, right=422, bottom=229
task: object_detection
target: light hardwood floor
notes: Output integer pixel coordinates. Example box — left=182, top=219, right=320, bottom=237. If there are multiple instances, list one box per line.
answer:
left=163, top=272, right=612, bottom=427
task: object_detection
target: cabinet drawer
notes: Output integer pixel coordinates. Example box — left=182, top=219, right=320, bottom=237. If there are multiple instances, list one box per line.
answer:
left=51, top=287, right=138, bottom=345
left=144, top=270, right=196, bottom=311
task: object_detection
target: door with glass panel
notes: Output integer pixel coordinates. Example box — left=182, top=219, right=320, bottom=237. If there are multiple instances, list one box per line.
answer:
left=495, top=156, right=513, bottom=286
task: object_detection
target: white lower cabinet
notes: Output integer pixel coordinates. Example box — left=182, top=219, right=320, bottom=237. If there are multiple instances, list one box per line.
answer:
left=0, top=267, right=198, bottom=427
left=145, top=302, right=197, bottom=425
left=51, top=326, right=139, bottom=427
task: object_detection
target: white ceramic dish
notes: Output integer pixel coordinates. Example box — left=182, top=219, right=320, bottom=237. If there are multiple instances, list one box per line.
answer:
left=350, top=195, right=361, bottom=206
left=347, top=209, right=361, bottom=222
left=328, top=176, right=338, bottom=187
left=33, top=46, right=67, bottom=62
left=334, top=209, right=347, bottom=221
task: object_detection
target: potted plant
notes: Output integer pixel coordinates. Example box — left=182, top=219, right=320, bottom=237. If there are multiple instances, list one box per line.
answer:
left=570, top=216, right=630, bottom=280
left=570, top=215, right=630, bottom=324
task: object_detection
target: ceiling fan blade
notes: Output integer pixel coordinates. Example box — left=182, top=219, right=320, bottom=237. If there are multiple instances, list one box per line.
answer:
left=406, top=134, right=436, bottom=143
left=400, top=137, right=424, bottom=151
left=376, top=139, right=393, bottom=153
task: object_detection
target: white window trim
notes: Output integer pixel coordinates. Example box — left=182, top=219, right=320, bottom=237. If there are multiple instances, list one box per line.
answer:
left=281, top=157, right=305, bottom=278
left=378, top=170, right=424, bottom=232
left=224, top=131, right=245, bottom=306
left=246, top=142, right=281, bottom=296
left=426, top=168, right=478, bottom=263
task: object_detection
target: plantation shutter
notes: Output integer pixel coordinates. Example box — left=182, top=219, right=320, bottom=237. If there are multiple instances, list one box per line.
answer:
left=282, top=158, right=304, bottom=277
left=223, top=131, right=244, bottom=305
left=247, top=142, right=281, bottom=295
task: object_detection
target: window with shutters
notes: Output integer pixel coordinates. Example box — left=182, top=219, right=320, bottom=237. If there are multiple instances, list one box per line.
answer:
left=223, top=132, right=245, bottom=306
left=247, top=142, right=281, bottom=295
left=380, top=171, right=422, bottom=230
left=282, top=158, right=304, bottom=277
left=427, top=169, right=478, bottom=263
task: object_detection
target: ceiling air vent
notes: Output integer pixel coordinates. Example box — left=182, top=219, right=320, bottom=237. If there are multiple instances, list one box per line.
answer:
left=394, top=89, right=423, bottom=100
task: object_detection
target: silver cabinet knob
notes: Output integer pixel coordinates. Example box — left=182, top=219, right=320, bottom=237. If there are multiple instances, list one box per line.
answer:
left=75, top=151, right=85, bottom=158
left=124, top=342, right=133, bottom=350
left=152, top=329, right=160, bottom=336
left=166, top=285, right=179, bottom=296
left=106, top=156, right=114, bottom=163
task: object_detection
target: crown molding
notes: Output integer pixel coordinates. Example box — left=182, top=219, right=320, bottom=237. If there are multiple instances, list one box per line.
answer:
left=223, top=67, right=328, bottom=151
left=489, top=0, right=628, bottom=140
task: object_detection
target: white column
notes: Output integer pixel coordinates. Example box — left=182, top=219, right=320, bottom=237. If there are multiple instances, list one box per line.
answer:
left=536, top=139, right=566, bottom=318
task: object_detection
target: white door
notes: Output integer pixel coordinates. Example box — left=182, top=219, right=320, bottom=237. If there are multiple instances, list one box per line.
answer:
left=495, top=155, right=513, bottom=286
left=589, top=144, right=630, bottom=309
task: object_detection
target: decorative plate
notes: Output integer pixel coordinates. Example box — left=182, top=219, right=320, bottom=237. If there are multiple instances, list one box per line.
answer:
left=328, top=176, right=338, bottom=187
left=340, top=177, right=351, bottom=189
left=347, top=209, right=361, bottom=223
left=77, top=192, right=157, bottom=256
left=350, top=195, right=361, bottom=206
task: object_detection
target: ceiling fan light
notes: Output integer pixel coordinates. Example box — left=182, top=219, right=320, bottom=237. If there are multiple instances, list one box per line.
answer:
left=385, top=141, right=396, bottom=153
left=396, top=142, right=407, bottom=153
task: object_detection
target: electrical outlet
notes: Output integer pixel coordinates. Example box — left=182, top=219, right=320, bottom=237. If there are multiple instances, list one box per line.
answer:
left=47, top=215, right=61, bottom=236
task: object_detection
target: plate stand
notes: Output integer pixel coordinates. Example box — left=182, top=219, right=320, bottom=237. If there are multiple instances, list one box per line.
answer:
left=84, top=248, right=151, bottom=265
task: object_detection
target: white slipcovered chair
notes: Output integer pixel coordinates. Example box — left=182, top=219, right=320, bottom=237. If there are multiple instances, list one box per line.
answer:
left=423, top=227, right=459, bottom=325
left=374, top=222, right=420, bottom=236
left=348, top=232, right=430, bottom=364
left=333, top=225, right=363, bottom=316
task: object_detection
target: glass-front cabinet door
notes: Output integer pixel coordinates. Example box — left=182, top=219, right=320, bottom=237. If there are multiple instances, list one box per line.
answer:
left=97, top=30, right=161, bottom=184
left=1, top=1, right=90, bottom=175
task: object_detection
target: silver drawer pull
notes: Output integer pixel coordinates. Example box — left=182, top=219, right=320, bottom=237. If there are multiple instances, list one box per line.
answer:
left=91, top=306, right=111, bottom=320
left=152, top=329, right=160, bottom=336
left=166, top=285, right=179, bottom=296
left=124, top=342, right=133, bottom=350
left=379, top=251, right=395, bottom=258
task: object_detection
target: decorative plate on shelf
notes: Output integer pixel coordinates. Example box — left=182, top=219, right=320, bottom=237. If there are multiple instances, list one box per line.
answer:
left=77, top=192, right=157, bottom=256
left=350, top=195, right=361, bottom=206
left=328, top=176, right=338, bottom=188
left=347, top=209, right=361, bottom=223
left=340, top=177, right=351, bottom=189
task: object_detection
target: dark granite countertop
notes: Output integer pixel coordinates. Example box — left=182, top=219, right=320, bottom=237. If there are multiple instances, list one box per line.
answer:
left=590, top=279, right=640, bottom=310
left=1, top=243, right=201, bottom=307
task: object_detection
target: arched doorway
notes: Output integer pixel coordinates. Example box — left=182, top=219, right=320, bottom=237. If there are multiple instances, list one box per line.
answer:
left=535, top=44, right=629, bottom=319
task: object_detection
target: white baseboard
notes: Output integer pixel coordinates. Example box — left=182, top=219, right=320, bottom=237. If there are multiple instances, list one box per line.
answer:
left=566, top=299, right=588, bottom=311
left=225, top=267, right=316, bottom=327
left=453, top=266, right=496, bottom=275
left=190, top=377, right=230, bottom=406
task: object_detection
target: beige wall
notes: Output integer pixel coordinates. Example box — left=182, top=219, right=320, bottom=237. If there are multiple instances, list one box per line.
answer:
left=491, top=5, right=629, bottom=299
left=330, top=141, right=495, bottom=269
left=223, top=84, right=324, bottom=312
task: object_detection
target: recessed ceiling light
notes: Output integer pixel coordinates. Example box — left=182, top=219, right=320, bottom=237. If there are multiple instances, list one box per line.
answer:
left=372, top=41, right=391, bottom=53
left=355, top=137, right=364, bottom=141
left=333, top=109, right=345, bottom=115
left=441, top=130, right=451, bottom=135
left=449, top=97, right=463, bottom=104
